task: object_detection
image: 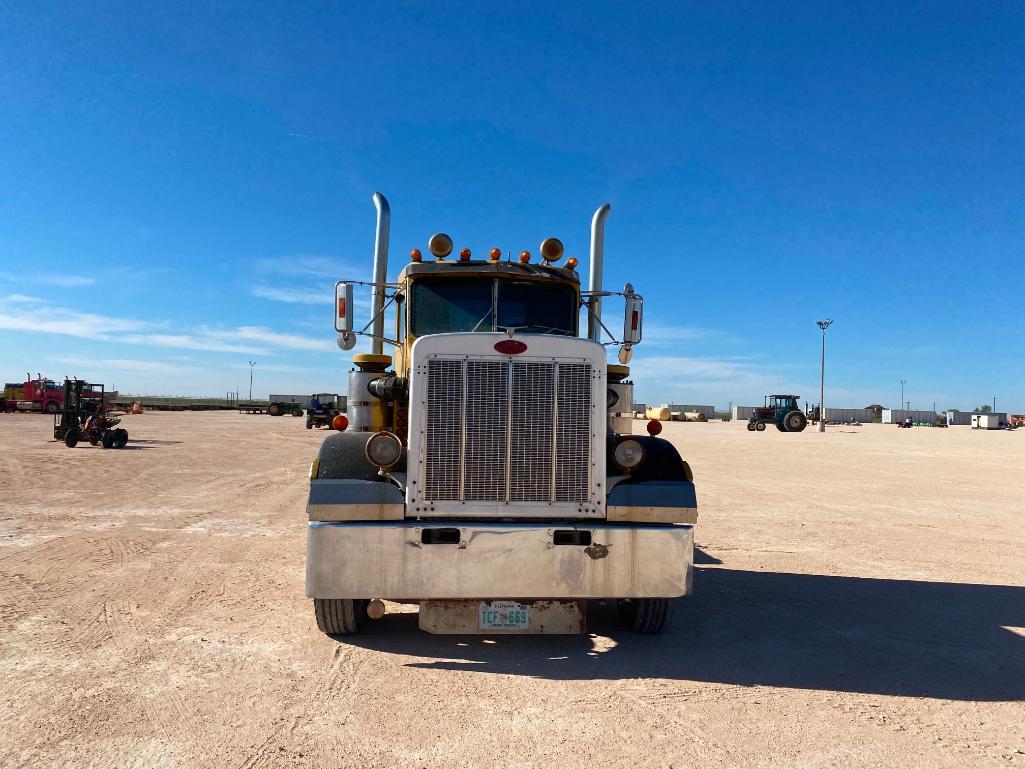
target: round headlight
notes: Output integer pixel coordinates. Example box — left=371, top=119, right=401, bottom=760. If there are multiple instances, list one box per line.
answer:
left=428, top=233, right=453, bottom=259
left=611, top=438, right=645, bottom=472
left=365, top=431, right=403, bottom=469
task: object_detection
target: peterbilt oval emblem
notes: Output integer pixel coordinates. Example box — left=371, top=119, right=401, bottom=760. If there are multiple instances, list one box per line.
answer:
left=494, top=339, right=528, bottom=355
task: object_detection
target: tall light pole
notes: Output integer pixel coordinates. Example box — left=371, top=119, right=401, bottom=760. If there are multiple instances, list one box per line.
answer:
left=249, top=361, right=256, bottom=401
left=900, top=379, right=907, bottom=418
left=816, top=320, right=833, bottom=433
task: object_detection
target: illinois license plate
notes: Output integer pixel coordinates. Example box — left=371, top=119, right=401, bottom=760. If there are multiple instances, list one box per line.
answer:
left=478, top=601, right=530, bottom=630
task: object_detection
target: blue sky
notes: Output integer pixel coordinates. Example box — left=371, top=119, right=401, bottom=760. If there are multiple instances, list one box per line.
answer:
left=1, top=2, right=1022, bottom=411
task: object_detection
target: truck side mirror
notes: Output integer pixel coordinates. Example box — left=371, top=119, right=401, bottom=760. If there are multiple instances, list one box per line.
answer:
left=335, top=282, right=357, bottom=350
left=623, top=284, right=643, bottom=345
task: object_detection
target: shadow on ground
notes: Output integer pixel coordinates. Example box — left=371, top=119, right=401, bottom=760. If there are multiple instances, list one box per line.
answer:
left=342, top=564, right=1025, bottom=702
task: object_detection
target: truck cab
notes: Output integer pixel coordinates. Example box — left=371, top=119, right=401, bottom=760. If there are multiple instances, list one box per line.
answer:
left=306, top=194, right=698, bottom=635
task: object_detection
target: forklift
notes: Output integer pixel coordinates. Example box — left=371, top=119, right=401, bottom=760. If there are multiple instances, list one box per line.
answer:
left=54, top=380, right=128, bottom=448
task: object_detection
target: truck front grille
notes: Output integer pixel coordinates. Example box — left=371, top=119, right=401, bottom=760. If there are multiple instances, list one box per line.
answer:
left=423, top=358, right=592, bottom=504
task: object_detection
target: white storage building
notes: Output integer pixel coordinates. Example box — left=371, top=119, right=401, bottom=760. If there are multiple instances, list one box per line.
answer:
left=731, top=405, right=757, bottom=421
left=821, top=408, right=875, bottom=423
left=945, top=410, right=995, bottom=426
left=882, top=409, right=937, bottom=425
left=971, top=413, right=1007, bottom=429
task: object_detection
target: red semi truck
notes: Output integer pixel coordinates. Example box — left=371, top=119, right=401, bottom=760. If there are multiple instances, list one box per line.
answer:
left=2, top=375, right=106, bottom=414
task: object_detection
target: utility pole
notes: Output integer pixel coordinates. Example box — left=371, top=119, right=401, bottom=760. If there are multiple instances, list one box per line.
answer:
left=816, top=320, right=833, bottom=432
left=900, top=379, right=907, bottom=419
left=993, top=396, right=997, bottom=413
left=249, top=361, right=256, bottom=401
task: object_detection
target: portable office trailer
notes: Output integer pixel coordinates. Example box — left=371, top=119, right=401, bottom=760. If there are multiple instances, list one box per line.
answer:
left=945, top=410, right=976, bottom=426
left=882, top=409, right=938, bottom=424
left=731, top=405, right=756, bottom=421
left=822, top=408, right=874, bottom=423
left=971, top=413, right=1007, bottom=429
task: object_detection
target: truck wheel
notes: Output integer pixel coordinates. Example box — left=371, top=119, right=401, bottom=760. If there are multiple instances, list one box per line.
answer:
left=268, top=403, right=281, bottom=416
left=45, top=401, right=59, bottom=414
left=755, top=422, right=766, bottom=431
left=101, top=430, right=115, bottom=449
left=89, top=435, right=100, bottom=446
left=746, top=423, right=755, bottom=431
left=64, top=429, right=80, bottom=448
left=314, top=598, right=368, bottom=634
left=618, top=598, right=674, bottom=633
left=306, top=422, right=313, bottom=429
left=785, top=411, right=808, bottom=432
left=115, top=429, right=128, bottom=448
left=292, top=408, right=303, bottom=417
left=776, top=422, right=787, bottom=432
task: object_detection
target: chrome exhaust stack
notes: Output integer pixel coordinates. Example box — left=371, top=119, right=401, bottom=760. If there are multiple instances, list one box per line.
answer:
left=587, top=203, right=611, bottom=342
left=370, top=192, right=391, bottom=356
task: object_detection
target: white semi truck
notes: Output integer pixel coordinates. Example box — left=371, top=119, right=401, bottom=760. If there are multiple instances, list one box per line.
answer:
left=305, top=194, right=697, bottom=635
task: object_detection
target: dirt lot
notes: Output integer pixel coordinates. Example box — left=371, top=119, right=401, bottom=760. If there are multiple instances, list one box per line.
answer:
left=0, top=411, right=1022, bottom=768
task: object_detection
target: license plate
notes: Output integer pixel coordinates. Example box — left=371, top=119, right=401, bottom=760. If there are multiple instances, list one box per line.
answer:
left=478, top=601, right=530, bottom=630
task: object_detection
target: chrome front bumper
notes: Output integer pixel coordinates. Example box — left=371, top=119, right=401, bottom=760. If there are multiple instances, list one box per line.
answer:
left=305, top=522, right=694, bottom=600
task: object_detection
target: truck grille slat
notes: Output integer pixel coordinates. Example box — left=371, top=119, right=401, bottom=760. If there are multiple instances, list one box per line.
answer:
left=423, top=358, right=592, bottom=505
left=510, top=362, right=554, bottom=502
left=555, top=363, right=592, bottom=502
left=463, top=361, right=508, bottom=501
left=423, top=360, right=463, bottom=501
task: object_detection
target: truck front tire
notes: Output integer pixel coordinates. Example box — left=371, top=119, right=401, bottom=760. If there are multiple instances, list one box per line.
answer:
left=617, top=598, right=674, bottom=633
left=314, top=598, right=369, bottom=635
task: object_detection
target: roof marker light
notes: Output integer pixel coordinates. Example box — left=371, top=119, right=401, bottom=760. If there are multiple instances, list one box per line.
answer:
left=459, top=248, right=471, bottom=261
left=539, top=237, right=564, bottom=262
left=489, top=248, right=501, bottom=261
left=519, top=251, right=531, bottom=263
left=428, top=232, right=453, bottom=259
left=565, top=257, right=579, bottom=270
left=410, top=249, right=422, bottom=262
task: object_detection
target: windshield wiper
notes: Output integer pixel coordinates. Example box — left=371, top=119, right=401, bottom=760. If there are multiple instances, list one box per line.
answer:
left=471, top=307, right=493, bottom=332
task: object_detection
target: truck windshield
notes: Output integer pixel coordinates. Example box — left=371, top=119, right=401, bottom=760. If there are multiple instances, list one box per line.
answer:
left=410, top=277, right=577, bottom=336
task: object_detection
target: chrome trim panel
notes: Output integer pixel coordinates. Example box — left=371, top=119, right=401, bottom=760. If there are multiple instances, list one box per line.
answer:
left=305, top=522, right=693, bottom=599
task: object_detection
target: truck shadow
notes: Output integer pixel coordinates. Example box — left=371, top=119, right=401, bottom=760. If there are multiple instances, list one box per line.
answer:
left=345, top=566, right=1025, bottom=702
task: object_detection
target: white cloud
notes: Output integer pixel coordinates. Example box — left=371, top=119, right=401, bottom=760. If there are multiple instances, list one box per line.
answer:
left=250, top=285, right=330, bottom=304
left=254, top=254, right=359, bottom=279
left=0, top=305, right=149, bottom=338
left=642, top=322, right=732, bottom=345
left=0, top=297, right=333, bottom=355
left=1, top=274, right=96, bottom=288
left=3, top=294, right=45, bottom=304
left=121, top=333, right=263, bottom=355
left=56, top=356, right=201, bottom=375
left=209, top=326, right=334, bottom=352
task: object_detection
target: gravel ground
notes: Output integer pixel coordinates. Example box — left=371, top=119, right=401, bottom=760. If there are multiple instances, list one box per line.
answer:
left=0, top=411, right=1022, bottom=768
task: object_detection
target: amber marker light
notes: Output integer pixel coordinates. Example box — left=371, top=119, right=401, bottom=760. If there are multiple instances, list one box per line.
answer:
left=410, top=248, right=423, bottom=262
left=519, top=251, right=531, bottom=263
left=332, top=414, right=349, bottom=431
left=565, top=257, right=579, bottom=269
left=459, top=248, right=471, bottom=261
left=489, top=248, right=501, bottom=261
left=646, top=419, right=662, bottom=436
